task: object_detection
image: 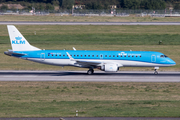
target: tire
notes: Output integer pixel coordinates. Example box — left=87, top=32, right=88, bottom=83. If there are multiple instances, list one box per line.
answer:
left=154, top=71, right=158, bottom=75
left=87, top=70, right=93, bottom=75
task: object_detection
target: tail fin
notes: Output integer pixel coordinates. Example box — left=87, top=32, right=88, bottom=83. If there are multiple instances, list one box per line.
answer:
left=7, top=25, right=41, bottom=51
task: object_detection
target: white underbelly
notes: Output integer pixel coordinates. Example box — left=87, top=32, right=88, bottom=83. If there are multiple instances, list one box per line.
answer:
left=26, top=58, right=171, bottom=67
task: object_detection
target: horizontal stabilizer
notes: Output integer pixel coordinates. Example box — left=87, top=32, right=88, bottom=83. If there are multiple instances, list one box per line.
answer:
left=4, top=50, right=26, bottom=56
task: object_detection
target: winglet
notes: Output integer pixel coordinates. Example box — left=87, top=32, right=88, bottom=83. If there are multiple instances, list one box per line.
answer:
left=66, top=52, right=75, bottom=61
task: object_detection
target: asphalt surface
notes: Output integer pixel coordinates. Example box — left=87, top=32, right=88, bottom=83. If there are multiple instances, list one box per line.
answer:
left=1, top=21, right=180, bottom=25
left=0, top=71, right=180, bottom=82
left=1, top=117, right=180, bottom=120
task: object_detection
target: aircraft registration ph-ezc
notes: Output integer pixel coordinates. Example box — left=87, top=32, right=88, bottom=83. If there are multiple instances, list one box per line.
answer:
left=4, top=25, right=176, bottom=75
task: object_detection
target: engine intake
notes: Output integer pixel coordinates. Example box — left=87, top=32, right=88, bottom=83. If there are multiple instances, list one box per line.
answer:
left=101, top=64, right=118, bottom=72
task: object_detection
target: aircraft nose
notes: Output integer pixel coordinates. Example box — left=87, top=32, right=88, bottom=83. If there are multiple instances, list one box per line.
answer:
left=168, top=59, right=176, bottom=66
left=172, top=60, right=176, bottom=65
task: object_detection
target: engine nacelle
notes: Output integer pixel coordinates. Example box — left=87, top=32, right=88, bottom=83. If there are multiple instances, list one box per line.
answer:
left=101, top=64, right=118, bottom=72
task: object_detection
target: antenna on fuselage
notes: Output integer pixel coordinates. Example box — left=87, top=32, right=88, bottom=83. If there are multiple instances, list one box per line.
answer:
left=73, top=47, right=76, bottom=51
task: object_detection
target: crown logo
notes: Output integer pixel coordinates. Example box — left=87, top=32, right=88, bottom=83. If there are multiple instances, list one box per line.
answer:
left=15, top=36, right=22, bottom=40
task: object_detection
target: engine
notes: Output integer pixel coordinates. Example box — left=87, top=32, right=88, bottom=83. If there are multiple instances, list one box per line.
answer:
left=101, top=64, right=118, bottom=72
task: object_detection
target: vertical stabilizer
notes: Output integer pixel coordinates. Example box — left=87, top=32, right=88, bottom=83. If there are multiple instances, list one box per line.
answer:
left=7, top=25, right=41, bottom=51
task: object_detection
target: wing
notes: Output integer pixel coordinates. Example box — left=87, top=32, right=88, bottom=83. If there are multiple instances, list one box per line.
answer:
left=66, top=52, right=123, bottom=68
left=76, top=60, right=101, bottom=66
left=66, top=52, right=101, bottom=67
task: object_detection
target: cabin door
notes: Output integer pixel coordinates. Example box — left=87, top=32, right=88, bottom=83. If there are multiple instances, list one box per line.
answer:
left=40, top=53, right=45, bottom=61
left=151, top=55, right=156, bottom=62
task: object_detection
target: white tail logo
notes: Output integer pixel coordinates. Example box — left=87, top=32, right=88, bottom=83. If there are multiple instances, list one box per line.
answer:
left=7, top=25, right=41, bottom=51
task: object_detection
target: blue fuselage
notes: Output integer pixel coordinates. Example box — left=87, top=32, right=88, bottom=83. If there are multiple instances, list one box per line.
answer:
left=11, top=50, right=176, bottom=68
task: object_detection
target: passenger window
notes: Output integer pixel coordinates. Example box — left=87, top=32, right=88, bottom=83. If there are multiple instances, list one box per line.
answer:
left=96, top=55, right=98, bottom=57
left=81, top=55, right=82, bottom=57
left=63, top=55, right=65, bottom=56
left=52, top=54, right=53, bottom=56
left=117, top=55, right=119, bottom=57
left=92, top=55, right=94, bottom=57
left=128, top=55, right=130, bottom=57
left=124, top=56, right=126, bottom=57
left=109, top=55, right=111, bottom=57
left=56, top=54, right=57, bottom=56
left=88, top=55, right=90, bottom=57
left=105, top=55, right=107, bottom=57
left=140, top=56, right=141, bottom=57
left=136, top=56, right=137, bottom=57
left=77, top=55, right=79, bottom=57
left=59, top=55, right=61, bottom=56
left=132, top=55, right=134, bottom=57
left=85, top=55, right=86, bottom=57
left=121, top=55, right=122, bottom=57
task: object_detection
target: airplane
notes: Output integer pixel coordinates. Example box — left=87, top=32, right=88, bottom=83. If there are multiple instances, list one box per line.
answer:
left=4, top=25, right=176, bottom=75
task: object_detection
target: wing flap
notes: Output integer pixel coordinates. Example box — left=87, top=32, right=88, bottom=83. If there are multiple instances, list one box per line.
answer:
left=76, top=60, right=101, bottom=66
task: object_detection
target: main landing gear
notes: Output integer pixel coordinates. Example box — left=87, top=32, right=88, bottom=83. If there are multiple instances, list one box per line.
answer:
left=87, top=69, right=94, bottom=75
left=154, top=67, right=159, bottom=75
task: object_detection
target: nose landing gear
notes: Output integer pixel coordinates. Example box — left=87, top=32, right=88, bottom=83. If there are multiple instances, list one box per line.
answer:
left=154, top=69, right=158, bottom=75
left=154, top=67, right=159, bottom=75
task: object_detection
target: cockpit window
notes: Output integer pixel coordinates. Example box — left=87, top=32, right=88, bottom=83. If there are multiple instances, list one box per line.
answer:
left=160, top=55, right=164, bottom=58
left=160, top=55, right=168, bottom=58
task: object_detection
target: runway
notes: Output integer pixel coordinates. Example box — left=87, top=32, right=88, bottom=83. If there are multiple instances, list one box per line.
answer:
left=1, top=21, right=180, bottom=25
left=0, top=71, right=180, bottom=82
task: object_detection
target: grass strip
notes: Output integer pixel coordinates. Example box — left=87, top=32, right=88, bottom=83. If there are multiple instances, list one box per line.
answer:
left=0, top=82, right=180, bottom=117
